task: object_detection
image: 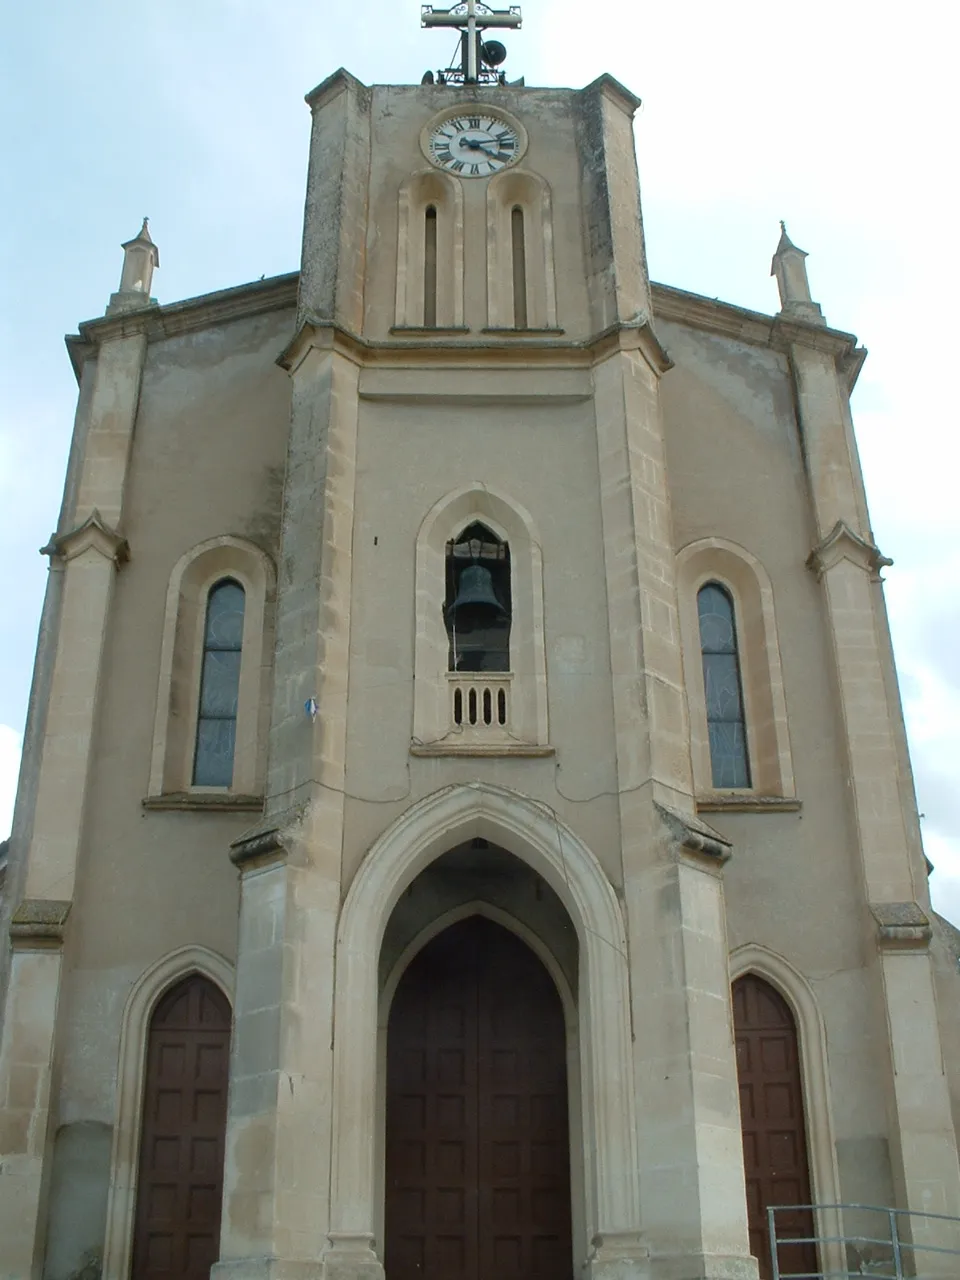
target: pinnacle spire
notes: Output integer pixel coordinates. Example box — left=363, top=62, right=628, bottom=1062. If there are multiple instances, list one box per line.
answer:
left=773, top=219, right=805, bottom=259
left=107, top=217, right=160, bottom=315
left=770, top=221, right=823, bottom=325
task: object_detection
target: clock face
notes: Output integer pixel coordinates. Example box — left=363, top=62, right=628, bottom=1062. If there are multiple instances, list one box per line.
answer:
left=425, top=112, right=523, bottom=177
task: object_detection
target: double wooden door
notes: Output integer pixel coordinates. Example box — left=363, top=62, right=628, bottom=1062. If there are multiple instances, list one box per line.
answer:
left=385, top=916, right=573, bottom=1280
left=734, top=973, right=817, bottom=1280
left=132, top=974, right=231, bottom=1280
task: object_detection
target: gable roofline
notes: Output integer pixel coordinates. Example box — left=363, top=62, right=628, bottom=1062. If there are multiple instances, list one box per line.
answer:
left=63, top=271, right=865, bottom=390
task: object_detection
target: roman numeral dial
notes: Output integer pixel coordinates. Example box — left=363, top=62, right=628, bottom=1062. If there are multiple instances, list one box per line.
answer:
left=423, top=109, right=526, bottom=177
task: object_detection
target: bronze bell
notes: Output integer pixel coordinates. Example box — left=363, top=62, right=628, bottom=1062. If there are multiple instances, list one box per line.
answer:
left=445, top=564, right=507, bottom=623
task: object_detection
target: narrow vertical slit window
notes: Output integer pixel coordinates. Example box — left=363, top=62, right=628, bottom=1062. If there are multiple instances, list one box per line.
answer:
left=506, top=204, right=529, bottom=330
left=424, top=205, right=438, bottom=328
left=193, top=579, right=245, bottom=787
left=697, top=582, right=751, bottom=788
left=511, top=205, right=528, bottom=329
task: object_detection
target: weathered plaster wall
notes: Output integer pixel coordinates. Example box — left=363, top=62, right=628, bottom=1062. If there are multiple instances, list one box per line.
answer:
left=341, top=389, right=620, bottom=892
left=660, top=316, right=895, bottom=1207
left=39, top=305, right=293, bottom=1277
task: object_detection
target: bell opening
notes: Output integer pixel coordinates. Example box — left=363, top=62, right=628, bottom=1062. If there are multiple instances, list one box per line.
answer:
left=445, top=523, right=512, bottom=673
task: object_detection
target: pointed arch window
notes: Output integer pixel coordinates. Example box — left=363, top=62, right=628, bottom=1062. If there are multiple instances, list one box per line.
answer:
left=444, top=523, right=511, bottom=673
left=424, top=205, right=438, bottom=327
left=697, top=582, right=751, bottom=788
left=193, top=579, right=245, bottom=787
left=511, top=205, right=528, bottom=328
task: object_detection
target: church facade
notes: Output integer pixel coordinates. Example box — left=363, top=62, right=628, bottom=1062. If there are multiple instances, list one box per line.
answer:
left=2, top=50, right=960, bottom=1280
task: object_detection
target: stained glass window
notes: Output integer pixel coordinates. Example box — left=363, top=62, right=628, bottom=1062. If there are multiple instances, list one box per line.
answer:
left=697, top=582, right=751, bottom=789
left=193, top=579, right=245, bottom=787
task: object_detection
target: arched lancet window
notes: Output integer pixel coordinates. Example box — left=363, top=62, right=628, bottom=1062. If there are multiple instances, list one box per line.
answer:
left=697, top=582, right=750, bottom=788
left=193, top=579, right=245, bottom=786
left=423, top=205, right=438, bottom=327
left=444, top=522, right=511, bottom=672
left=511, top=204, right=528, bottom=328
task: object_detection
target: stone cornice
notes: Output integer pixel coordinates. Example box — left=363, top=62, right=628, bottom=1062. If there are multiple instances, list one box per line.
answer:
left=10, top=898, right=71, bottom=949
left=304, top=66, right=369, bottom=111
left=871, top=901, right=932, bottom=950
left=277, top=312, right=673, bottom=376
left=65, top=273, right=300, bottom=381
left=806, top=520, right=892, bottom=580
left=652, top=282, right=865, bottom=383
left=41, top=510, right=129, bottom=566
left=579, top=72, right=643, bottom=115
left=656, top=802, right=732, bottom=866
left=61, top=269, right=863, bottom=385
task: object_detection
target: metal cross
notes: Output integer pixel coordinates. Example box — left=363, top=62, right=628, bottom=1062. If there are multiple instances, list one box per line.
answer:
left=422, top=1, right=522, bottom=84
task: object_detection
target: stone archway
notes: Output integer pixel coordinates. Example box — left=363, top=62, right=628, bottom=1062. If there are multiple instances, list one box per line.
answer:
left=102, top=946, right=234, bottom=1280
left=324, top=783, right=644, bottom=1280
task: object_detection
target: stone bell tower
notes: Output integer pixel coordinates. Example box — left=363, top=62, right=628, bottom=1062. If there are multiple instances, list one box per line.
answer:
left=210, top=9, right=754, bottom=1280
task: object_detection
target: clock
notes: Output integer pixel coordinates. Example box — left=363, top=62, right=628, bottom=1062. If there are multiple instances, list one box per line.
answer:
left=422, top=108, right=526, bottom=177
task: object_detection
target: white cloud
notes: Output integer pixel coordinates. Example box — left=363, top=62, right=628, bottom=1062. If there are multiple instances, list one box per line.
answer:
left=0, top=725, right=21, bottom=839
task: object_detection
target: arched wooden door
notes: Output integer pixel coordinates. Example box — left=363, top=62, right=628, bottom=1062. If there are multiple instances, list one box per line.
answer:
left=733, top=974, right=817, bottom=1280
left=132, top=974, right=231, bottom=1280
left=386, top=916, right=572, bottom=1280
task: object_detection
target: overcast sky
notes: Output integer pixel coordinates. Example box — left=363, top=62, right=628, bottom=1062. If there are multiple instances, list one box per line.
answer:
left=1, top=1, right=958, bottom=921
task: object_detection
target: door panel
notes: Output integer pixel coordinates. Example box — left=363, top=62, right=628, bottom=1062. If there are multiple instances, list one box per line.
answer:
left=386, top=916, right=572, bottom=1280
left=132, top=975, right=231, bottom=1280
left=733, top=974, right=817, bottom=1280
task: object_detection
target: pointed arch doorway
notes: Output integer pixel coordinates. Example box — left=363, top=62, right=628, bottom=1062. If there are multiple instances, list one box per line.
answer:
left=131, top=973, right=231, bottom=1280
left=733, top=972, right=817, bottom=1280
left=385, top=915, right=573, bottom=1280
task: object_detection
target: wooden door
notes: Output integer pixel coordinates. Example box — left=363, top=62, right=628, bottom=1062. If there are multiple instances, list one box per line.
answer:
left=386, top=916, right=572, bottom=1280
left=132, top=974, right=231, bottom=1280
left=733, top=974, right=817, bottom=1280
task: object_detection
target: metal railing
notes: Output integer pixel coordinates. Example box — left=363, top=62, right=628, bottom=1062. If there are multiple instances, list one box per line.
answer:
left=768, top=1202, right=960, bottom=1278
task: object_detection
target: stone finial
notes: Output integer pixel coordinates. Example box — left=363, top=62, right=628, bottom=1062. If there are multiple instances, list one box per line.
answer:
left=107, top=218, right=160, bottom=314
left=771, top=220, right=824, bottom=325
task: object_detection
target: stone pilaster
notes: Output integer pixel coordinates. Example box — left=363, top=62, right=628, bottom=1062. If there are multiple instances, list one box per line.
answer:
left=213, top=331, right=365, bottom=1280
left=582, top=82, right=756, bottom=1263
left=576, top=75, right=652, bottom=333
left=210, top=831, right=331, bottom=1280
left=299, top=70, right=372, bottom=331
left=795, top=333, right=960, bottom=1253
left=0, top=330, right=144, bottom=1278
left=592, top=323, right=755, bottom=1273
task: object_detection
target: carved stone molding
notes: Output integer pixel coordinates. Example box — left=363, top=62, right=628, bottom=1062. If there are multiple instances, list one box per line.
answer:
left=697, top=794, right=802, bottom=814
left=322, top=1233, right=385, bottom=1280
left=142, top=792, right=264, bottom=814
left=656, top=801, right=732, bottom=865
left=277, top=313, right=674, bottom=378
left=229, top=824, right=288, bottom=870
left=871, top=901, right=932, bottom=950
left=40, top=509, right=129, bottom=566
left=806, top=520, right=892, bottom=581
left=586, top=1230, right=651, bottom=1280
left=10, top=898, right=71, bottom=948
